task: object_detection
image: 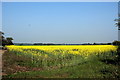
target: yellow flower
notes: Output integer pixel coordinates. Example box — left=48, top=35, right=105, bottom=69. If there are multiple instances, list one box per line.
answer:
left=6, top=45, right=117, bottom=58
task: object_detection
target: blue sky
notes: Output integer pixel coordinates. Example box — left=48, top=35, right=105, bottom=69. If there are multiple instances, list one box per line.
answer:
left=2, top=2, right=118, bottom=43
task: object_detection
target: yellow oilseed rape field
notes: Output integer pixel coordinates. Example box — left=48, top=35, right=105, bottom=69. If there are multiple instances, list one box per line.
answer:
left=6, top=45, right=117, bottom=56
left=3, top=45, right=119, bottom=78
left=6, top=45, right=117, bottom=67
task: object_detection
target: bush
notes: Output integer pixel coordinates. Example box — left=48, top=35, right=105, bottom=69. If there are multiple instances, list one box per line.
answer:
left=112, top=41, right=120, bottom=45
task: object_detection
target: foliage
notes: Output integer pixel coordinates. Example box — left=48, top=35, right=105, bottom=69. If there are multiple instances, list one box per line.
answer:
left=0, top=31, right=14, bottom=46
left=112, top=41, right=120, bottom=45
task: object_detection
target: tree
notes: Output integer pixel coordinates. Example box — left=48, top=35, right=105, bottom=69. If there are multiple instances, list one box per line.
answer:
left=0, top=31, right=5, bottom=46
left=112, top=41, right=120, bottom=45
left=0, top=31, right=14, bottom=46
left=6, top=37, right=14, bottom=45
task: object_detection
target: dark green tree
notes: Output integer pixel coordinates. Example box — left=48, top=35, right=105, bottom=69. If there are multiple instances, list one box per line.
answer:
left=0, top=31, right=14, bottom=46
left=6, top=37, right=14, bottom=45
left=112, top=41, right=120, bottom=45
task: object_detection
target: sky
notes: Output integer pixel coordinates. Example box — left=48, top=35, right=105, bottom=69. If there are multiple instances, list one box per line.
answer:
left=2, top=2, right=118, bottom=44
left=0, top=2, right=2, bottom=31
left=1, top=0, right=119, bottom=2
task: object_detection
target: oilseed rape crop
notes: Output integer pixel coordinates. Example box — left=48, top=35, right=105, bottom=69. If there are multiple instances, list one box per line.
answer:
left=6, top=45, right=117, bottom=68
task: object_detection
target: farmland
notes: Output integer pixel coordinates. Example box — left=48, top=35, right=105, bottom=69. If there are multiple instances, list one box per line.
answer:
left=2, top=45, right=119, bottom=78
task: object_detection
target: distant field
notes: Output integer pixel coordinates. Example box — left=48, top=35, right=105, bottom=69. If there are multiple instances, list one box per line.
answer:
left=2, top=45, right=119, bottom=78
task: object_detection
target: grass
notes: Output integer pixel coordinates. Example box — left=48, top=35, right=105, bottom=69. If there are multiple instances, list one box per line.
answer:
left=2, top=45, right=120, bottom=78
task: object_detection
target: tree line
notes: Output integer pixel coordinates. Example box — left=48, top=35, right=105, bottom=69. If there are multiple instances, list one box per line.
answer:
left=0, top=31, right=120, bottom=46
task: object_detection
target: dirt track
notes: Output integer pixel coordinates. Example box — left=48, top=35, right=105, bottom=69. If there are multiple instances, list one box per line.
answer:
left=0, top=50, right=3, bottom=77
left=0, top=50, right=7, bottom=77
